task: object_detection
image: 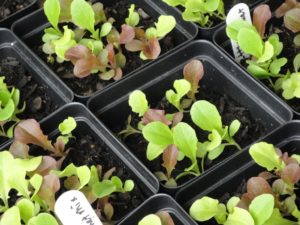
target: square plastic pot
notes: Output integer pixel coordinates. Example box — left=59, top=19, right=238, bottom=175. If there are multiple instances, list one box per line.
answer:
left=176, top=121, right=300, bottom=216
left=0, top=28, right=73, bottom=148
left=11, top=0, right=198, bottom=102
left=0, top=0, right=38, bottom=28
left=87, top=40, right=293, bottom=196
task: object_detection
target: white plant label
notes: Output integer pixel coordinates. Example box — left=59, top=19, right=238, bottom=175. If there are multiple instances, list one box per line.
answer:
left=226, top=3, right=252, bottom=62
left=55, top=190, right=103, bottom=225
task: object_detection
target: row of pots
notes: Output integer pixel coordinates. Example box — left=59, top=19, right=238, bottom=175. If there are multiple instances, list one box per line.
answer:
left=0, top=0, right=299, bottom=224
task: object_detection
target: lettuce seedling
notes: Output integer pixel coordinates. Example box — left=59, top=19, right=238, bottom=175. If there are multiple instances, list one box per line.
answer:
left=162, top=0, right=225, bottom=27
left=13, top=117, right=77, bottom=157
left=275, top=0, right=300, bottom=33
left=191, top=100, right=241, bottom=161
left=0, top=76, right=25, bottom=138
left=138, top=211, right=174, bottom=225
left=53, top=164, right=134, bottom=221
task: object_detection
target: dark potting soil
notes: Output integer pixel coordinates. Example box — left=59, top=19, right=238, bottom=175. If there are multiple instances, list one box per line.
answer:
left=0, top=56, right=58, bottom=144
left=116, top=88, right=266, bottom=187
left=0, top=0, right=32, bottom=20
left=34, top=0, right=177, bottom=96
left=30, top=132, right=145, bottom=222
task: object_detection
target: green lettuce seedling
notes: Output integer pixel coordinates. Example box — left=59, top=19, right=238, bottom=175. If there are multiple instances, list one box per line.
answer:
left=162, top=0, right=225, bottom=27
left=0, top=76, right=25, bottom=138
left=53, top=164, right=134, bottom=221
left=138, top=211, right=174, bottom=225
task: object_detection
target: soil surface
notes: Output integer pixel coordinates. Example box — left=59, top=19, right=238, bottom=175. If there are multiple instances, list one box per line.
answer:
left=0, top=0, right=32, bottom=20
left=0, top=56, right=58, bottom=144
left=34, top=0, right=178, bottom=96
left=116, top=87, right=266, bottom=187
left=30, top=131, right=146, bottom=222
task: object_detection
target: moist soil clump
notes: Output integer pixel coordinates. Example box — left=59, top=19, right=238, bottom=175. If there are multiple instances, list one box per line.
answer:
left=0, top=0, right=32, bottom=20
left=0, top=56, right=58, bottom=144
left=116, top=88, right=266, bottom=186
left=34, top=0, right=177, bottom=96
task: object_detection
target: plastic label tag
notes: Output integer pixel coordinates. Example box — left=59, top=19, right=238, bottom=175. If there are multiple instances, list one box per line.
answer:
left=226, top=3, right=252, bottom=62
left=55, top=190, right=103, bottom=225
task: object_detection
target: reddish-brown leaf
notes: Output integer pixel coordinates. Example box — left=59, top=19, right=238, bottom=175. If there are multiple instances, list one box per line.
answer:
left=237, top=193, right=252, bottom=210
left=282, top=152, right=298, bottom=165
left=125, top=39, right=144, bottom=52
left=143, top=38, right=161, bottom=60
left=106, top=44, right=116, bottom=67
left=103, top=167, right=116, bottom=180
left=253, top=4, right=272, bottom=37
left=135, top=27, right=145, bottom=39
left=38, top=174, right=60, bottom=211
left=258, top=171, right=277, bottom=180
left=156, top=211, right=175, bottom=225
left=275, top=0, right=299, bottom=18
left=65, top=44, right=91, bottom=63
left=74, top=57, right=98, bottom=78
left=9, top=141, right=29, bottom=158
left=247, top=176, right=273, bottom=199
left=284, top=8, right=300, bottom=33
left=162, top=144, right=179, bottom=178
left=119, top=24, right=135, bottom=44
left=14, top=119, right=54, bottom=151
left=183, top=60, right=204, bottom=96
left=35, top=156, right=57, bottom=176
left=172, top=112, right=184, bottom=127
left=113, top=67, right=123, bottom=81
left=142, top=109, right=172, bottom=125
left=281, top=163, right=300, bottom=184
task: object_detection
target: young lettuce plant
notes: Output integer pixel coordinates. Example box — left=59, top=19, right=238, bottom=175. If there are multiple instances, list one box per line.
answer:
left=189, top=141, right=300, bottom=224
left=138, top=211, right=174, bottom=225
left=53, top=163, right=135, bottom=221
left=0, top=76, right=25, bottom=138
left=162, top=0, right=225, bottom=27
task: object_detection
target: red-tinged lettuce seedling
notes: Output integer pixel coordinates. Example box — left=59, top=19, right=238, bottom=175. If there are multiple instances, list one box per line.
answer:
left=190, top=141, right=300, bottom=224
left=0, top=76, right=25, bottom=138
left=162, top=0, right=225, bottom=27
left=120, top=60, right=241, bottom=187
left=138, top=211, right=174, bottom=225
left=52, top=164, right=134, bottom=221
left=275, top=0, right=300, bottom=33
left=43, top=0, right=176, bottom=81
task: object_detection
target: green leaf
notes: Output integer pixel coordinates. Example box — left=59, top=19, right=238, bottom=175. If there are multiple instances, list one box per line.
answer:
left=268, top=34, right=283, bottom=56
left=249, top=194, right=274, bottom=225
left=71, top=0, right=95, bottom=34
left=52, top=26, right=76, bottom=60
left=58, top=117, right=77, bottom=135
left=226, top=19, right=256, bottom=42
left=166, top=79, right=191, bottom=111
left=129, top=90, right=149, bottom=117
left=125, top=4, right=140, bottom=27
left=207, top=129, right=222, bottom=151
left=191, top=100, right=222, bottom=132
left=92, top=180, right=117, bottom=199
left=226, top=207, right=255, bottom=225
left=138, top=214, right=162, bottom=225
left=189, top=197, right=220, bottom=222
left=264, top=209, right=295, bottom=225
left=257, top=41, right=274, bottom=63
left=100, top=22, right=112, bottom=37
left=282, top=73, right=300, bottom=100
left=29, top=174, right=43, bottom=199
left=229, top=120, right=240, bottom=137
left=155, top=15, right=176, bottom=38
left=0, top=206, right=21, bottom=225
left=294, top=34, right=300, bottom=47
left=247, top=61, right=271, bottom=79
left=28, top=213, right=59, bottom=225
left=44, top=0, right=61, bottom=30
left=227, top=197, right=240, bottom=214
left=237, top=28, right=263, bottom=58
left=146, top=143, right=166, bottom=160
left=208, top=144, right=225, bottom=160
left=173, top=122, right=198, bottom=164
left=270, top=58, right=287, bottom=74
left=0, top=98, right=15, bottom=121
left=142, top=121, right=173, bottom=146
left=249, top=142, right=284, bottom=171
left=16, top=199, right=35, bottom=224
left=294, top=53, right=300, bottom=72
left=55, top=163, right=91, bottom=189
left=111, top=176, right=123, bottom=189
left=162, top=0, right=186, bottom=7
left=124, top=180, right=134, bottom=192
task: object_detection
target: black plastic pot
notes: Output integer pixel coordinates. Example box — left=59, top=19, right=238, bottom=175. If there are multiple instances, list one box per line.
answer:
left=0, top=28, right=73, bottom=148
left=0, top=0, right=38, bottom=28
left=213, top=0, right=300, bottom=117
left=176, top=120, right=300, bottom=215
left=87, top=40, right=293, bottom=196
left=11, top=0, right=198, bottom=103
left=118, top=194, right=197, bottom=225
left=156, top=0, right=265, bottom=40
left=0, top=102, right=159, bottom=222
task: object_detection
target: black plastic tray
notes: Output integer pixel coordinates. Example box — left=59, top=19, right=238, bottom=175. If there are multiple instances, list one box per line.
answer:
left=88, top=40, right=293, bottom=195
